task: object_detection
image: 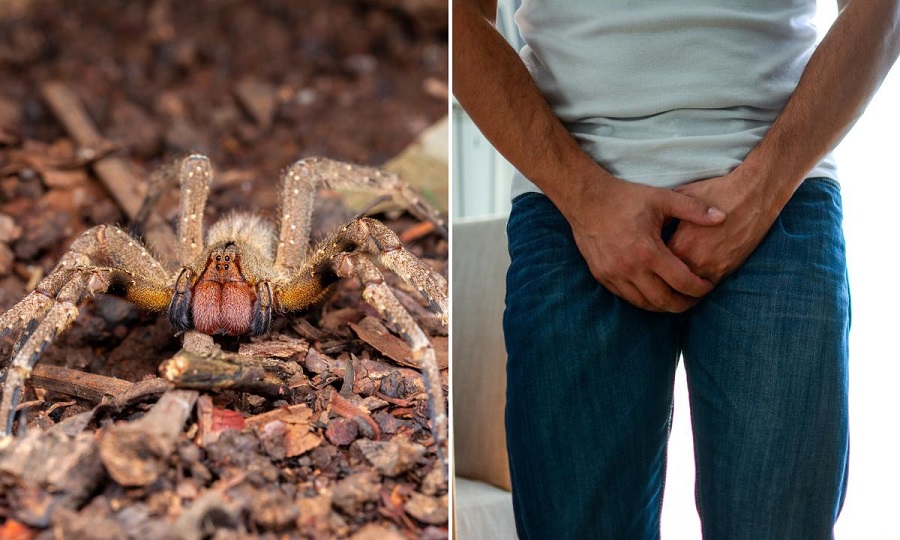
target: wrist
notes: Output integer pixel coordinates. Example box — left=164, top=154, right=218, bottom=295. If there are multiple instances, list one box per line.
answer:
left=545, top=159, right=620, bottom=222
left=736, top=150, right=805, bottom=217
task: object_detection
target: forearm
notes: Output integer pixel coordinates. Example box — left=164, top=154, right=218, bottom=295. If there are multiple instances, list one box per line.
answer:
left=743, top=0, right=900, bottom=211
left=451, top=1, right=614, bottom=218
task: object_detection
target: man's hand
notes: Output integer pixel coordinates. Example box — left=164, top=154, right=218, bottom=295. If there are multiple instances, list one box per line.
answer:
left=668, top=169, right=779, bottom=285
left=561, top=176, right=726, bottom=313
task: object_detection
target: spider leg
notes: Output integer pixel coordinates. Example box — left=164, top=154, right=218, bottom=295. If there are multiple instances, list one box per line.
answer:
left=346, top=217, right=448, bottom=321
left=274, top=158, right=446, bottom=272
left=176, top=154, right=212, bottom=266
left=0, top=275, right=93, bottom=435
left=275, top=217, right=448, bottom=322
left=334, top=252, right=448, bottom=473
left=0, top=225, right=172, bottom=436
left=250, top=281, right=274, bottom=336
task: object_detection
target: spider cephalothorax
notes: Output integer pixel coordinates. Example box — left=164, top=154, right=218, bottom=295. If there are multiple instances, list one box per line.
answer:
left=0, top=155, right=448, bottom=465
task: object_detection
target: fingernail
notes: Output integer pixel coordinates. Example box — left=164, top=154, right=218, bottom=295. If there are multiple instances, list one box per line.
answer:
left=708, top=207, right=725, bottom=219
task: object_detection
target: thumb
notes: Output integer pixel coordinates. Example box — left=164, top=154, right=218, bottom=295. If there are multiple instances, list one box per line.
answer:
left=658, top=190, right=725, bottom=226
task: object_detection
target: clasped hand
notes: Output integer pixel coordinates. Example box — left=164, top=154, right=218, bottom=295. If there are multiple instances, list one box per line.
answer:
left=567, top=169, right=776, bottom=313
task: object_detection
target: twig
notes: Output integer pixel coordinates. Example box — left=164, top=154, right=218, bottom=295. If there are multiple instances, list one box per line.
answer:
left=39, top=81, right=177, bottom=261
left=159, top=348, right=290, bottom=398
left=31, top=364, right=134, bottom=403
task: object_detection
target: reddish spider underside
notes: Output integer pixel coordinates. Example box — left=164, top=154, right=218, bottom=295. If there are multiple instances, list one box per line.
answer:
left=192, top=245, right=255, bottom=335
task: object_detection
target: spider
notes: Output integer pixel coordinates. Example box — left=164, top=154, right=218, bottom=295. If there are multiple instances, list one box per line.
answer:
left=0, top=154, right=448, bottom=466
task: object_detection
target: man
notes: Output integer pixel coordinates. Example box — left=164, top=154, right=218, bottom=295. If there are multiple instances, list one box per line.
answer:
left=453, top=0, right=900, bottom=538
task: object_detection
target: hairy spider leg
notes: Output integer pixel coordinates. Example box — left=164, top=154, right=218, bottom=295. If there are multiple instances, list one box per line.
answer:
left=274, top=158, right=446, bottom=273
left=0, top=225, right=171, bottom=436
left=177, top=154, right=213, bottom=265
left=335, top=252, right=448, bottom=474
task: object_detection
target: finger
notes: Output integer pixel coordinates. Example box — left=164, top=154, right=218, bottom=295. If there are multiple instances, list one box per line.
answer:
left=603, top=279, right=657, bottom=312
left=631, top=272, right=697, bottom=313
left=657, top=190, right=725, bottom=226
left=651, top=239, right=713, bottom=298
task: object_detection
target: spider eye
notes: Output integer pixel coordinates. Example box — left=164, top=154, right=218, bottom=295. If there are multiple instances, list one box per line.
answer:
left=216, top=255, right=221, bottom=261
left=224, top=264, right=230, bottom=270
left=224, top=255, right=230, bottom=261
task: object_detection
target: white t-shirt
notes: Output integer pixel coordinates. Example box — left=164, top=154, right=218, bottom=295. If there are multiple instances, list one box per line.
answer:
left=510, top=0, right=837, bottom=199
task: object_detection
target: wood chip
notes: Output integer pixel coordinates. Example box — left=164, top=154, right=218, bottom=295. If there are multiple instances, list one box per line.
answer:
left=244, top=404, right=322, bottom=458
left=325, top=417, right=359, bottom=446
left=196, top=394, right=245, bottom=447
left=350, top=317, right=447, bottom=369
left=399, top=220, right=435, bottom=244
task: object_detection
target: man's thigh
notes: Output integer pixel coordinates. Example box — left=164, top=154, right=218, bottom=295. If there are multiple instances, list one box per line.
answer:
left=683, top=178, right=850, bottom=539
left=503, top=193, right=679, bottom=540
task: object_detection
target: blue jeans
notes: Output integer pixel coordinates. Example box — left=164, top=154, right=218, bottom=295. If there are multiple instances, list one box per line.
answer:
left=503, top=178, right=849, bottom=540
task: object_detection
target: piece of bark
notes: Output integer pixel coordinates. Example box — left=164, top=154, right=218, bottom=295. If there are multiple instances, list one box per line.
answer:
left=399, top=220, right=435, bottom=244
left=420, top=461, right=448, bottom=496
left=244, top=404, right=322, bottom=459
left=249, top=488, right=299, bottom=532
left=351, top=436, right=425, bottom=477
left=195, top=394, right=245, bottom=448
left=291, top=318, right=328, bottom=341
left=98, top=390, right=198, bottom=486
left=350, top=317, right=447, bottom=370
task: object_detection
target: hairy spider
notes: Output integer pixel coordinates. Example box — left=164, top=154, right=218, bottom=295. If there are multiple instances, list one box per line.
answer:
left=0, top=155, right=448, bottom=464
